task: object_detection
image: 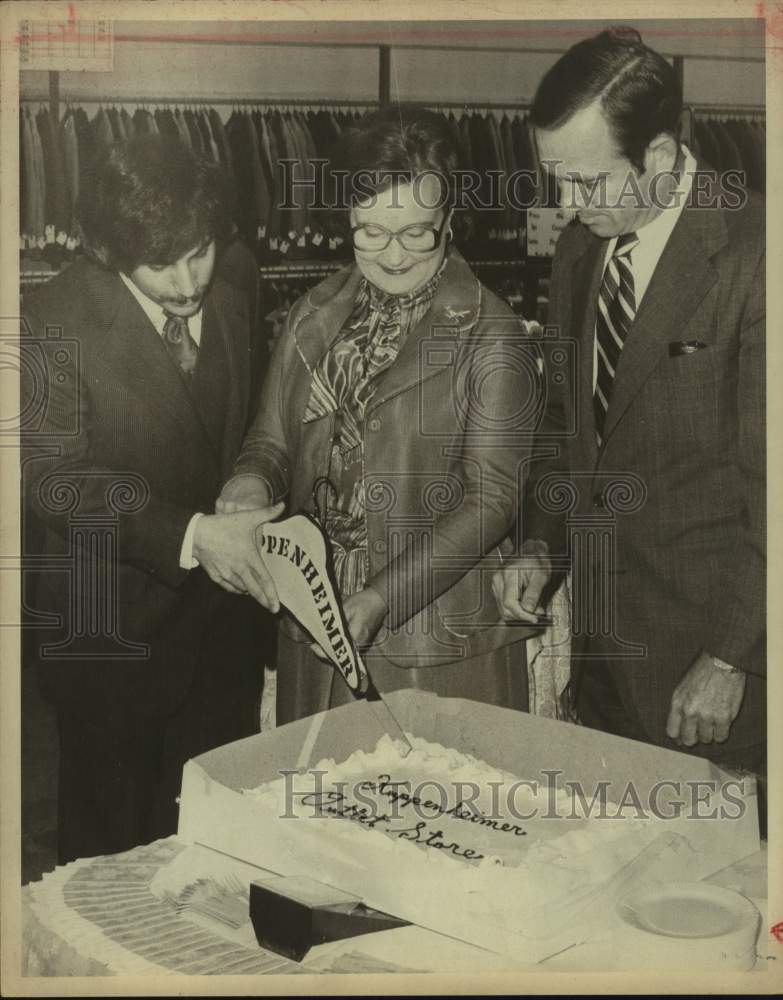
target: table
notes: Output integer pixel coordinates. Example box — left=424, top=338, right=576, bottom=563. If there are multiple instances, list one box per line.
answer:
left=21, top=835, right=771, bottom=977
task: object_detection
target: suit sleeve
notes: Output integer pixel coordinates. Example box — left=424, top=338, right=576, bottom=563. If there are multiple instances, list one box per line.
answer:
left=519, top=241, right=572, bottom=564
left=22, top=302, right=194, bottom=590
left=228, top=309, right=294, bottom=502
left=705, top=249, right=765, bottom=676
left=366, top=310, right=536, bottom=629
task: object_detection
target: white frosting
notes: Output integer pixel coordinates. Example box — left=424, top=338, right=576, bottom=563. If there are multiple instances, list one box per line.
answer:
left=241, top=732, right=669, bottom=946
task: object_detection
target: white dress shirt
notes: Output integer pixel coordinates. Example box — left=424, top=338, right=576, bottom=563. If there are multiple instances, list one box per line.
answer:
left=120, top=272, right=204, bottom=569
left=120, top=272, right=203, bottom=345
left=592, top=144, right=696, bottom=391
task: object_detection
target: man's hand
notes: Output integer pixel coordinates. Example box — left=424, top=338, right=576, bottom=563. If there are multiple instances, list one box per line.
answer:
left=492, top=539, right=552, bottom=622
left=193, top=504, right=285, bottom=611
left=215, top=474, right=272, bottom=514
left=310, top=587, right=388, bottom=661
left=666, top=652, right=747, bottom=747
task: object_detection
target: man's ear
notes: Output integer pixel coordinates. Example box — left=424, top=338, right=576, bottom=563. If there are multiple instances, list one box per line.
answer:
left=644, top=132, right=678, bottom=174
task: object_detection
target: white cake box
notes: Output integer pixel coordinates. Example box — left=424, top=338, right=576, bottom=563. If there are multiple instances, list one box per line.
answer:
left=178, top=691, right=759, bottom=963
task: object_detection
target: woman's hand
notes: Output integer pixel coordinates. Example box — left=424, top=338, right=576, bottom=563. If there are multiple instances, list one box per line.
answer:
left=310, top=587, right=388, bottom=660
left=216, top=474, right=272, bottom=514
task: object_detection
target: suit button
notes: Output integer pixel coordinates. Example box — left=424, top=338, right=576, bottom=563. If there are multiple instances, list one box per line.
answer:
left=368, top=418, right=381, bottom=432
left=592, top=491, right=606, bottom=509
left=373, top=539, right=386, bottom=554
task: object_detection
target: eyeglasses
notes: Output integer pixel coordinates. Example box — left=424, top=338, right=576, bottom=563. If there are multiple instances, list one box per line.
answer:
left=351, top=215, right=449, bottom=254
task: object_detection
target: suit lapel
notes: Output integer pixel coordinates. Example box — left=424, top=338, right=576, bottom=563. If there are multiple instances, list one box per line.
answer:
left=570, top=237, right=605, bottom=467
left=88, top=269, right=235, bottom=471
left=600, top=199, right=727, bottom=448
left=370, top=251, right=480, bottom=409
left=93, top=271, right=206, bottom=440
left=292, top=265, right=363, bottom=371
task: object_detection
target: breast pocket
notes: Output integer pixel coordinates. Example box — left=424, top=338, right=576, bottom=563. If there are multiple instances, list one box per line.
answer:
left=655, top=340, right=737, bottom=420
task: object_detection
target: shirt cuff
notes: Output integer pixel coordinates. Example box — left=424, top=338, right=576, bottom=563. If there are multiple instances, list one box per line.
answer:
left=179, top=512, right=205, bottom=570
left=707, top=652, right=738, bottom=673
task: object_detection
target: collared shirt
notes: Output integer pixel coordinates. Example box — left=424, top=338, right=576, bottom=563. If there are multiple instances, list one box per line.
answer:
left=119, top=271, right=205, bottom=569
left=592, top=144, right=696, bottom=391
left=119, top=271, right=203, bottom=345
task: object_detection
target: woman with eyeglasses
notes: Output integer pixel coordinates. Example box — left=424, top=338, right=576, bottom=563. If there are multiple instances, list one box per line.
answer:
left=218, top=106, right=542, bottom=724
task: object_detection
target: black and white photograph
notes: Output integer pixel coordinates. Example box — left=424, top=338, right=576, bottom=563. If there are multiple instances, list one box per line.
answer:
left=1, top=1, right=780, bottom=994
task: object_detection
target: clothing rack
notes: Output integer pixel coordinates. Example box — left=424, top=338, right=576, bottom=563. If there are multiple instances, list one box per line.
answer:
left=20, top=93, right=765, bottom=119
left=20, top=95, right=380, bottom=109
left=690, top=102, right=765, bottom=118
left=23, top=95, right=535, bottom=113
left=25, top=30, right=764, bottom=123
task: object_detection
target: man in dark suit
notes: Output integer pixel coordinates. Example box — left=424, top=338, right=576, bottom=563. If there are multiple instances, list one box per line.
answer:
left=494, top=28, right=765, bottom=775
left=22, top=134, right=283, bottom=864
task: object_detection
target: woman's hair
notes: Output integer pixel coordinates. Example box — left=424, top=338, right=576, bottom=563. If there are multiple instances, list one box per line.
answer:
left=78, top=134, right=234, bottom=272
left=329, top=105, right=459, bottom=212
left=530, top=27, right=682, bottom=173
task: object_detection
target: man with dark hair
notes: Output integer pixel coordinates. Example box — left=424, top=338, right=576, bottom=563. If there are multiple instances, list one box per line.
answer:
left=494, top=29, right=765, bottom=778
left=22, top=134, right=283, bottom=863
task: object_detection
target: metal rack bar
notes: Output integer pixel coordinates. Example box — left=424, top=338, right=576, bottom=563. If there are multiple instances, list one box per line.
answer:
left=19, top=95, right=533, bottom=112
left=21, top=94, right=763, bottom=117
left=389, top=98, right=531, bottom=111
left=690, top=102, right=766, bottom=114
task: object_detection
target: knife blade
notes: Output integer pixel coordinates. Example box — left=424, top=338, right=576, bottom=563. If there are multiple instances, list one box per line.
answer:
left=363, top=677, right=413, bottom=758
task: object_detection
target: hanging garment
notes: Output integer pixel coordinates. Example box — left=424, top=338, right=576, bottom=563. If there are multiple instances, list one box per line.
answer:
left=20, top=109, right=39, bottom=242
left=61, top=109, right=80, bottom=231
left=208, top=108, right=234, bottom=178
left=120, top=107, right=135, bottom=141
left=154, top=107, right=180, bottom=141
left=36, top=107, right=70, bottom=240
left=173, top=107, right=192, bottom=148
left=107, top=106, right=124, bottom=143
left=183, top=109, right=204, bottom=154
left=247, top=111, right=272, bottom=242
left=226, top=110, right=260, bottom=247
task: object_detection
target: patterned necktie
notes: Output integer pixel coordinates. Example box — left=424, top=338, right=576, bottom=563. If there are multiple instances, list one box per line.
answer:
left=162, top=311, right=199, bottom=377
left=594, top=232, right=639, bottom=444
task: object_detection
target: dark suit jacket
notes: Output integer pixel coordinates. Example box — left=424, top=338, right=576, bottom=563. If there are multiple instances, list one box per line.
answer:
left=527, top=169, right=765, bottom=763
left=21, top=245, right=272, bottom=719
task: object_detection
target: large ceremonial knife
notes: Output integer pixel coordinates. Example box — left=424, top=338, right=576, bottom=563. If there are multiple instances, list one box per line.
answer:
left=255, top=513, right=413, bottom=757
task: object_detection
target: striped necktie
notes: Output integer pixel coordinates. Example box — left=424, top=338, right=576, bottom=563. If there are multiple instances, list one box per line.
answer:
left=594, top=232, right=639, bottom=444
left=162, top=311, right=199, bottom=377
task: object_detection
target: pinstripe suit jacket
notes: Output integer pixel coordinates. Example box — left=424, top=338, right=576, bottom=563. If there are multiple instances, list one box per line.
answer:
left=528, top=169, right=765, bottom=765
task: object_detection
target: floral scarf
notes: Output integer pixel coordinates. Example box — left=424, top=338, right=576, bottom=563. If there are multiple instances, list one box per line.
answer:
left=303, top=259, right=446, bottom=595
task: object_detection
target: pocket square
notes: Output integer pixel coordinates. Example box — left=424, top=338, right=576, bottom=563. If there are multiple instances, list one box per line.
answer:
left=669, top=340, right=708, bottom=357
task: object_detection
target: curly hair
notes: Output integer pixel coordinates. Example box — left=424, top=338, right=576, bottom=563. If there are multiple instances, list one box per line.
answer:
left=78, top=133, right=234, bottom=272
